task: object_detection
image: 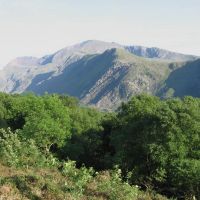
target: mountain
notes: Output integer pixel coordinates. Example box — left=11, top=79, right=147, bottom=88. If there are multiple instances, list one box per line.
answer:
left=0, top=40, right=199, bottom=109
left=25, top=48, right=171, bottom=109
left=0, top=40, right=122, bottom=94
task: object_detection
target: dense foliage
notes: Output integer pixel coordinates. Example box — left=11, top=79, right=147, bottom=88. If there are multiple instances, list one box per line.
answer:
left=0, top=92, right=199, bottom=199
left=112, top=95, right=200, bottom=198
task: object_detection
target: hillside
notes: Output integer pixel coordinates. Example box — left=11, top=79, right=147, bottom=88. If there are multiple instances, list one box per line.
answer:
left=158, top=59, right=200, bottom=98
left=0, top=93, right=199, bottom=199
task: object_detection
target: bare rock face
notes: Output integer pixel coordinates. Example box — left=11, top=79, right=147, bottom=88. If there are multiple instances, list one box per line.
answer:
left=0, top=40, right=199, bottom=110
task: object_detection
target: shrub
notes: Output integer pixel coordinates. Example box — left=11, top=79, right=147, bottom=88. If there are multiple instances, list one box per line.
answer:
left=0, top=128, right=47, bottom=168
left=95, top=166, right=139, bottom=200
left=62, top=160, right=94, bottom=197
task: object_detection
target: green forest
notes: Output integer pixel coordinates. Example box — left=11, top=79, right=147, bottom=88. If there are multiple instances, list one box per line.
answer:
left=0, top=92, right=199, bottom=200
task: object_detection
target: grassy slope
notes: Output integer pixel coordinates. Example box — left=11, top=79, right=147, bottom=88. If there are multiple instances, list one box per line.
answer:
left=0, top=163, right=169, bottom=200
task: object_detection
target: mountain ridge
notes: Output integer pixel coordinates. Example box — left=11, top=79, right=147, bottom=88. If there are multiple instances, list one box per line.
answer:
left=2, top=40, right=198, bottom=70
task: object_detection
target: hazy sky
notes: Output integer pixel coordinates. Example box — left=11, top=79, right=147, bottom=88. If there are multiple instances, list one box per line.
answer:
left=0, top=0, right=200, bottom=67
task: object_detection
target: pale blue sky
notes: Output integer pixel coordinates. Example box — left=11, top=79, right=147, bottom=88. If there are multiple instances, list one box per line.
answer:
left=0, top=0, right=200, bottom=67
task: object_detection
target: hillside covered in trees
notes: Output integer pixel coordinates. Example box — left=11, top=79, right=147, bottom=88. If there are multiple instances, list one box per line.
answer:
left=0, top=92, right=199, bottom=199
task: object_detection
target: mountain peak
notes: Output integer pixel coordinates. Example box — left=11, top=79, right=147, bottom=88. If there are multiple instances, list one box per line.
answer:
left=72, top=40, right=122, bottom=53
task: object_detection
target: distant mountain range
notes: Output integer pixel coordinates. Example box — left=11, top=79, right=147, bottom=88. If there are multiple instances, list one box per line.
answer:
left=0, top=40, right=199, bottom=109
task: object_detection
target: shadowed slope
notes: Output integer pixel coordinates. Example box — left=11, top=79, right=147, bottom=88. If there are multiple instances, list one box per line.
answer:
left=158, top=59, right=200, bottom=98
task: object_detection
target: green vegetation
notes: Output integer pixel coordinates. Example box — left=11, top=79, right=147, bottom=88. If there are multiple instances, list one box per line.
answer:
left=0, top=92, right=199, bottom=199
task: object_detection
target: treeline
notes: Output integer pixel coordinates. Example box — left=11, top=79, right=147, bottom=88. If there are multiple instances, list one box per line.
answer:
left=0, top=92, right=199, bottom=199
